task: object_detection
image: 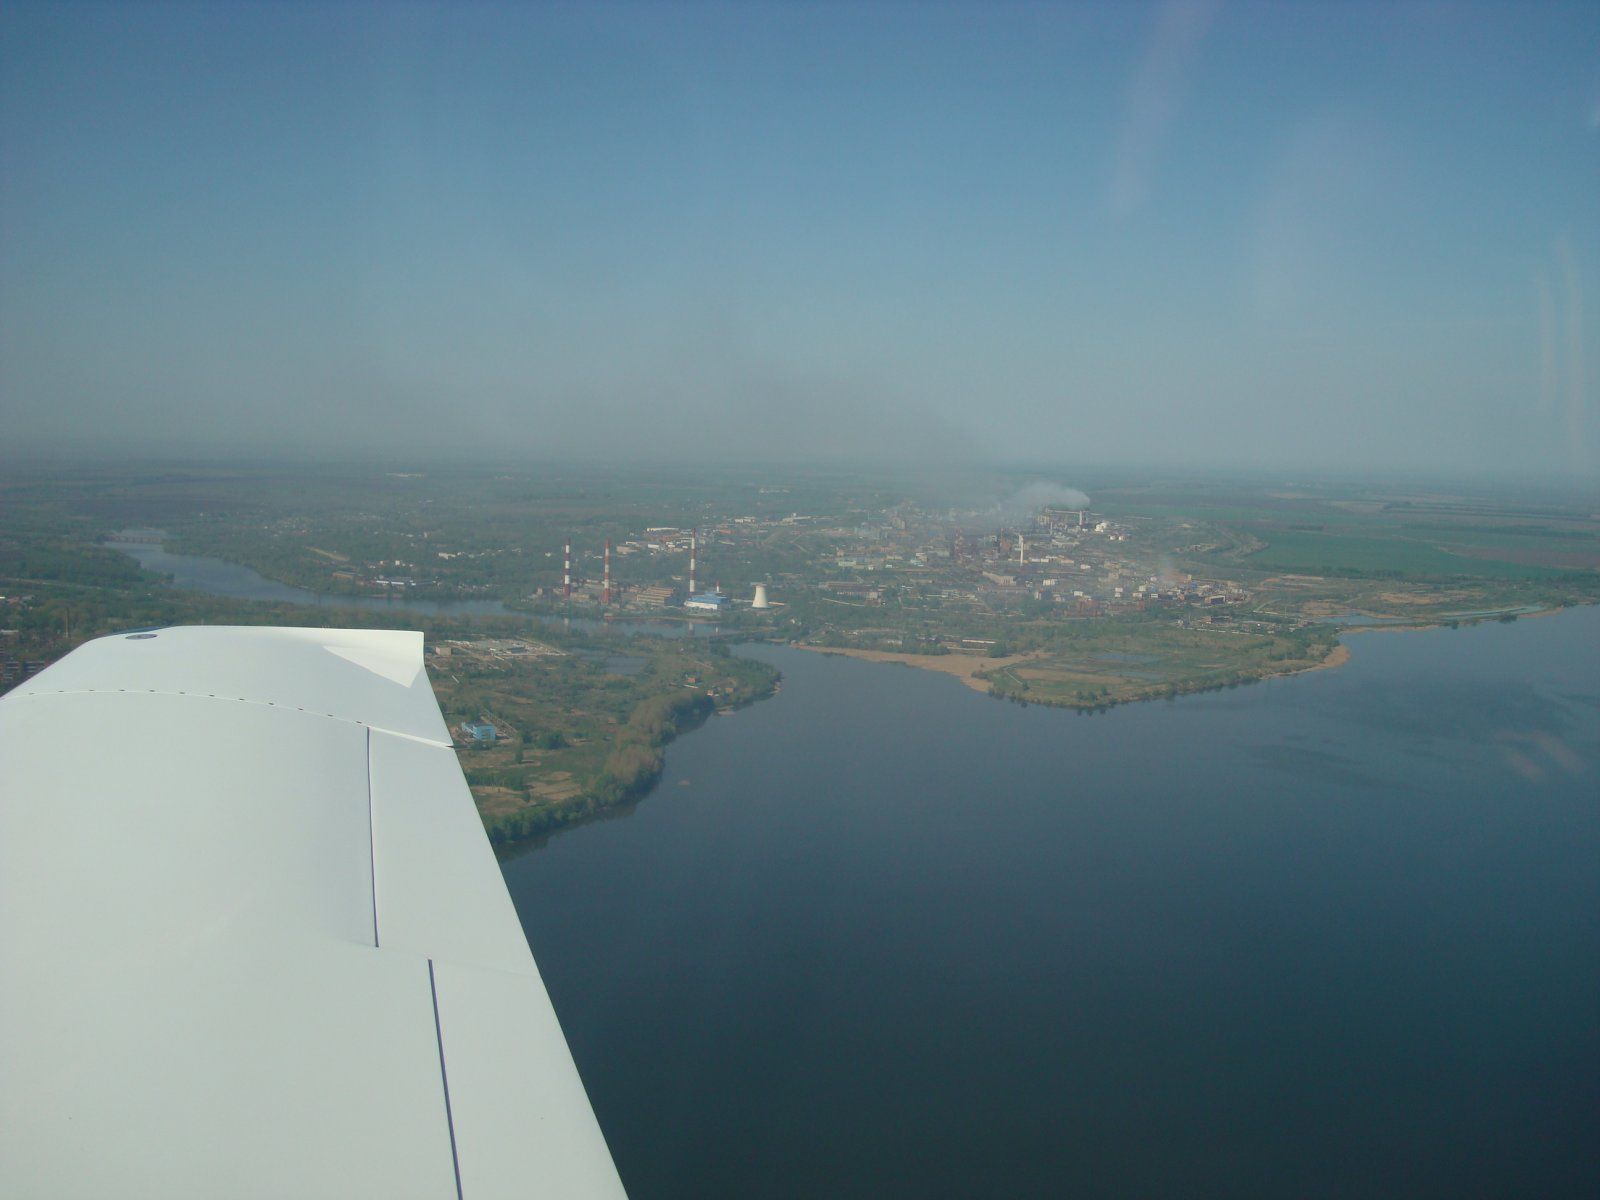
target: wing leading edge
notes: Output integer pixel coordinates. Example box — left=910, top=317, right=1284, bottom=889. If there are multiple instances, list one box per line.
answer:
left=0, top=626, right=626, bottom=1199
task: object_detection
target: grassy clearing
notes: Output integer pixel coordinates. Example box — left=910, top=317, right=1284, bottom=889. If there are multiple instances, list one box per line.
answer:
left=1244, top=531, right=1584, bottom=580
left=978, top=618, right=1338, bottom=709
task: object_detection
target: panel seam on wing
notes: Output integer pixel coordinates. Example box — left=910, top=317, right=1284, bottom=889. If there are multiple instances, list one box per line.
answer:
left=0, top=688, right=451, bottom=747
left=367, top=726, right=380, bottom=950
left=429, top=959, right=466, bottom=1200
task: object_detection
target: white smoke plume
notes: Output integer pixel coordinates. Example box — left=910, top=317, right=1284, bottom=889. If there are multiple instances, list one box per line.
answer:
left=1004, top=482, right=1091, bottom=513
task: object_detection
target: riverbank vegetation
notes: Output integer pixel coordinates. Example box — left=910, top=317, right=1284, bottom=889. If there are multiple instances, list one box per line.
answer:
left=5, top=464, right=1596, bottom=838
left=431, top=637, right=776, bottom=843
left=976, top=616, right=1339, bottom=710
left=0, top=524, right=778, bottom=846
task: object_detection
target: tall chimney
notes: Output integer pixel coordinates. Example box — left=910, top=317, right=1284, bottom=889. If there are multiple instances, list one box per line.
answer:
left=689, top=529, right=697, bottom=596
left=602, top=540, right=612, bottom=606
left=563, top=540, right=571, bottom=600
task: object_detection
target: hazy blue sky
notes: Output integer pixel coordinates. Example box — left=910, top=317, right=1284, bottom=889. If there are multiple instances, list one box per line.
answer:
left=2, top=1, right=1596, bottom=474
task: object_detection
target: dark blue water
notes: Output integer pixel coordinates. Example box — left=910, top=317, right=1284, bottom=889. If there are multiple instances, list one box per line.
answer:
left=505, top=608, right=1600, bottom=1199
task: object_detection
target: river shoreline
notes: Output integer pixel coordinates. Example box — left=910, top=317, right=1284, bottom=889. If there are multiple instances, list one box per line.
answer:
left=105, top=536, right=1583, bottom=720
left=791, top=602, right=1591, bottom=713
left=792, top=636, right=1355, bottom=707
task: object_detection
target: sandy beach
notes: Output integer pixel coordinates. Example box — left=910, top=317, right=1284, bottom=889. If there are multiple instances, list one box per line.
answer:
left=1307, top=643, right=1351, bottom=671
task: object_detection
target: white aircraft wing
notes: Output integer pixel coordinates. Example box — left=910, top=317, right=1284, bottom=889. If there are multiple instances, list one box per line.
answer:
left=0, top=626, right=626, bottom=1199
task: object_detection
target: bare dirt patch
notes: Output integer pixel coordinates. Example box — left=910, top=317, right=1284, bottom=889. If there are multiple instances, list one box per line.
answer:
left=529, top=775, right=584, bottom=802
left=1378, top=589, right=1476, bottom=607
left=472, top=786, right=526, bottom=818
left=792, top=645, right=1041, bottom=692
left=1298, top=600, right=1350, bottom=618
left=1309, top=643, right=1351, bottom=671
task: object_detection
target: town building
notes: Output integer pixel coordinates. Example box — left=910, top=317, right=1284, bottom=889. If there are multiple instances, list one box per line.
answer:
left=631, top=585, right=678, bottom=608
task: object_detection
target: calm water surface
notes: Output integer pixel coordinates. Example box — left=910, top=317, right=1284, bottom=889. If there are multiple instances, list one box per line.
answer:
left=506, top=608, right=1600, bottom=1199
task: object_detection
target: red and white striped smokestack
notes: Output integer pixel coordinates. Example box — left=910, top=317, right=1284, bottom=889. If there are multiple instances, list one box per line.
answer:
left=602, top=539, right=612, bottom=606
left=689, top=529, right=697, bottom=596
left=563, top=540, right=571, bottom=600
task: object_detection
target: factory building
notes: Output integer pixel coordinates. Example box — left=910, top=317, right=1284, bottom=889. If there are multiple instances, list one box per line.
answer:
left=631, top=585, right=678, bottom=608
left=683, top=591, right=731, bottom=613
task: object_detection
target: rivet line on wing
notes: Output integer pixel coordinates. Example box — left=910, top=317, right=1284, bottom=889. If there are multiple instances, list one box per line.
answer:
left=3, top=688, right=447, bottom=746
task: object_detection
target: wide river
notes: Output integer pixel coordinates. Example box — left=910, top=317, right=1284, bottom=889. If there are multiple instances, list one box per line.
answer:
left=111, top=539, right=717, bottom=636
left=116, top=544, right=1599, bottom=1195
left=506, top=608, right=1600, bottom=1198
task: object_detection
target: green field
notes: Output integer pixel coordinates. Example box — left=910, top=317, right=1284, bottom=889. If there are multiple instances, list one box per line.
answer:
left=1244, top=531, right=1586, bottom=580
left=7, top=463, right=1598, bottom=815
left=978, top=617, right=1339, bottom=709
